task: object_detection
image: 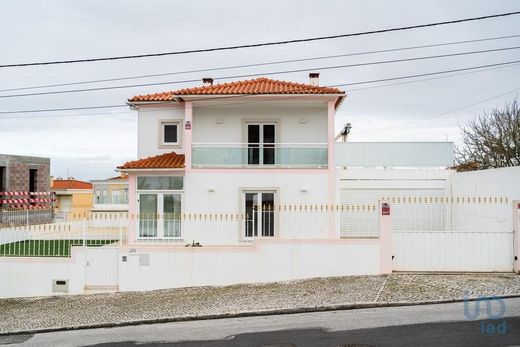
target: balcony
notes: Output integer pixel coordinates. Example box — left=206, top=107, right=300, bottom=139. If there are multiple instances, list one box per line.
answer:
left=192, top=143, right=328, bottom=168
left=93, top=191, right=128, bottom=211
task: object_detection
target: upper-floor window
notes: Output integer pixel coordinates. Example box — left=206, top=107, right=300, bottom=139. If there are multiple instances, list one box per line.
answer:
left=159, top=121, right=181, bottom=147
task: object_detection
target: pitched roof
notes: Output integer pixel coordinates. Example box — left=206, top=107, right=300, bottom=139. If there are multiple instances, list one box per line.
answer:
left=51, top=179, right=93, bottom=190
left=128, top=77, right=344, bottom=102
left=118, top=152, right=185, bottom=170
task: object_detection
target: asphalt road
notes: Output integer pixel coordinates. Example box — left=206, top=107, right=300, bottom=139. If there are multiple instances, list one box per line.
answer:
left=3, top=298, right=520, bottom=347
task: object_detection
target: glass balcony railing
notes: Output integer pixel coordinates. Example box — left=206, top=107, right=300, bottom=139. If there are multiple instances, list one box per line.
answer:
left=192, top=143, right=328, bottom=168
left=94, top=194, right=129, bottom=205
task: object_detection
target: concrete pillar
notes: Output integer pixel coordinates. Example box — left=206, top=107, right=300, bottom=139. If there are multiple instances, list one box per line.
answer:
left=127, top=174, right=137, bottom=244
left=514, top=201, right=520, bottom=274
left=184, top=101, right=193, bottom=171
left=379, top=200, right=393, bottom=274
left=327, top=100, right=336, bottom=238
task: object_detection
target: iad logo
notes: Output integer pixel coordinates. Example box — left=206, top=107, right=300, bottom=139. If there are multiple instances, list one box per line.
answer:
left=463, top=291, right=507, bottom=336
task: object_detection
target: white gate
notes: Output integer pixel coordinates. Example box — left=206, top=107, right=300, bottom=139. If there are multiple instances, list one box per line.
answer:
left=391, top=197, right=514, bottom=272
left=393, top=231, right=514, bottom=272
left=85, top=247, right=119, bottom=288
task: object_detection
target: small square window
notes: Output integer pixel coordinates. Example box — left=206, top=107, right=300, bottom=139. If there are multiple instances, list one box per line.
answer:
left=163, top=124, right=178, bottom=144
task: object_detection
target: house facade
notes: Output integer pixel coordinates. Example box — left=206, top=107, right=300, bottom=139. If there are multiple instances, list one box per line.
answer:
left=120, top=75, right=344, bottom=244
left=91, top=173, right=129, bottom=212
left=51, top=178, right=93, bottom=219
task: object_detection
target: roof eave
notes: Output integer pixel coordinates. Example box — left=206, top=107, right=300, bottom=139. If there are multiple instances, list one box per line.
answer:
left=117, top=168, right=185, bottom=172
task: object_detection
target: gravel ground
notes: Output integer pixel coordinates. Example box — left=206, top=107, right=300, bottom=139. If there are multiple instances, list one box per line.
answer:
left=1, top=273, right=519, bottom=334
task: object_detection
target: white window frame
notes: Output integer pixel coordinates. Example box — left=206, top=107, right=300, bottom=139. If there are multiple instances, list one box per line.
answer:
left=137, top=191, right=184, bottom=240
left=243, top=120, right=279, bottom=166
left=158, top=120, right=182, bottom=148
left=136, top=175, right=184, bottom=240
left=240, top=187, right=279, bottom=241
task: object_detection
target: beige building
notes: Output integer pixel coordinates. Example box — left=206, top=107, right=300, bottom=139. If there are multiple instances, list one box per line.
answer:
left=51, top=178, right=93, bottom=219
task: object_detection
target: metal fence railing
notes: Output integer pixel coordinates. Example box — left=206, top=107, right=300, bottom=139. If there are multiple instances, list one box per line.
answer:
left=0, top=196, right=512, bottom=257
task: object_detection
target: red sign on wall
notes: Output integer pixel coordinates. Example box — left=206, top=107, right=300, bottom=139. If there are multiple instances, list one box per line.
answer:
left=185, top=121, right=192, bottom=130
left=381, top=203, right=390, bottom=216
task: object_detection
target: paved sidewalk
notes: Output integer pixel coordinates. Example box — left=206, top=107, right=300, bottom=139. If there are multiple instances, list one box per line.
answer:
left=1, top=273, right=519, bottom=334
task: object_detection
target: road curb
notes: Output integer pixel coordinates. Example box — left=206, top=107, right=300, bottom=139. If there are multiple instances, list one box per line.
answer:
left=2, top=294, right=520, bottom=336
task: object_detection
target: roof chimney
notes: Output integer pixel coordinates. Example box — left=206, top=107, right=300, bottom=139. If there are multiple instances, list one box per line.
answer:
left=309, top=72, right=319, bottom=86
left=202, top=77, right=213, bottom=86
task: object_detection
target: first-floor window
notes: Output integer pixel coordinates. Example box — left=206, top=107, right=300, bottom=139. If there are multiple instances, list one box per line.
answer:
left=138, top=176, right=183, bottom=239
left=139, top=193, right=182, bottom=238
left=244, top=191, right=275, bottom=238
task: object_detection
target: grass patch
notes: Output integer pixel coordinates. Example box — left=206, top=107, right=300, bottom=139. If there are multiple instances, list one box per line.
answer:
left=0, top=239, right=117, bottom=257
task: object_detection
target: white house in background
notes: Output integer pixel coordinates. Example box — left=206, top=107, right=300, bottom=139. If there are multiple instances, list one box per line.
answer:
left=119, top=74, right=344, bottom=244
left=91, top=173, right=129, bottom=213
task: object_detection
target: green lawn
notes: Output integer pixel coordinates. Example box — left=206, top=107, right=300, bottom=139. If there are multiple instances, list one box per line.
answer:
left=0, top=239, right=117, bottom=257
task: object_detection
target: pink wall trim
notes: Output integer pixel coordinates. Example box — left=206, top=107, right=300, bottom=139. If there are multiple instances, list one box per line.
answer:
left=184, top=101, right=193, bottom=171
left=127, top=174, right=137, bottom=244
left=379, top=201, right=393, bottom=274
left=513, top=200, right=519, bottom=274
left=189, top=168, right=328, bottom=174
left=327, top=100, right=336, bottom=238
left=121, top=237, right=379, bottom=253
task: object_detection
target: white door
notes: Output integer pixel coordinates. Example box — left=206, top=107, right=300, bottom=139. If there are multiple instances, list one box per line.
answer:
left=85, top=248, right=119, bottom=288
left=244, top=192, right=276, bottom=238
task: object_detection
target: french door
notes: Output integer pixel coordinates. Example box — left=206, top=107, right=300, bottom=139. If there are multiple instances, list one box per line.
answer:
left=138, top=193, right=182, bottom=238
left=244, top=192, right=275, bottom=238
left=247, top=123, right=276, bottom=165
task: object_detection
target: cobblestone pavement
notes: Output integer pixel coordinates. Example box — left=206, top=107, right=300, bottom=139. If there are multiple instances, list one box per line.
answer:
left=1, top=273, right=519, bottom=334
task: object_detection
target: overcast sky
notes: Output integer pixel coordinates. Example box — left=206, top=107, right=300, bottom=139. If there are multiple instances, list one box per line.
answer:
left=0, top=0, right=519, bottom=180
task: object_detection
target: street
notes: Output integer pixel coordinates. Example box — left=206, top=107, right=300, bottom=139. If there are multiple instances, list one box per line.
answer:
left=3, top=298, right=520, bottom=347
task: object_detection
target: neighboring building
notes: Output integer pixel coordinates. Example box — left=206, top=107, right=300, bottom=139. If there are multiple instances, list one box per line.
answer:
left=51, top=178, right=93, bottom=219
left=0, top=154, right=50, bottom=195
left=91, top=173, right=129, bottom=212
left=120, top=75, right=344, bottom=243
left=0, top=154, right=52, bottom=225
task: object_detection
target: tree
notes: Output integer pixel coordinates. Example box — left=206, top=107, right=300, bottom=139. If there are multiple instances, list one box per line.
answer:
left=455, top=98, right=520, bottom=171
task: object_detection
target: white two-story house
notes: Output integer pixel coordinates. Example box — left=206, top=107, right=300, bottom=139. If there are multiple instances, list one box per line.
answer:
left=119, top=74, right=345, bottom=244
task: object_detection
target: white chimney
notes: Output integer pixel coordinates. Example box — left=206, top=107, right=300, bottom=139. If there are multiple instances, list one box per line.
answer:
left=202, top=77, right=213, bottom=86
left=309, top=72, right=319, bottom=86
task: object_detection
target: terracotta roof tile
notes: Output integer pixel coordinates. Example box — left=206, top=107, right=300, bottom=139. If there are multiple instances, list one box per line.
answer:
left=129, top=77, right=344, bottom=102
left=51, top=179, right=93, bottom=190
left=118, top=152, right=185, bottom=170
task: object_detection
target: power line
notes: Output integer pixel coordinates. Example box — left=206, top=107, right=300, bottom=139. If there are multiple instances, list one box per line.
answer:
left=2, top=46, right=519, bottom=99
left=2, top=33, right=520, bottom=93
left=1, top=11, right=520, bottom=68
left=344, top=62, right=520, bottom=92
left=354, top=87, right=520, bottom=135
left=0, top=104, right=127, bottom=115
left=1, top=59, right=519, bottom=117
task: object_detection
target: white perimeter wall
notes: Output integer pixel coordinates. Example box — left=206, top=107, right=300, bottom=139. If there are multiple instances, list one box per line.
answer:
left=119, top=241, right=380, bottom=291
left=450, top=166, right=520, bottom=232
left=138, top=106, right=185, bottom=158
left=192, top=102, right=328, bottom=144
left=183, top=171, right=329, bottom=244
left=0, top=247, right=85, bottom=298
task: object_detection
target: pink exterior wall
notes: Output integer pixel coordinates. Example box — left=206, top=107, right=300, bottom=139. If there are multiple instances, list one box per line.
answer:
left=184, top=101, right=193, bottom=171
left=327, top=100, right=336, bottom=238
left=127, top=174, right=137, bottom=244
left=379, top=201, right=393, bottom=274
